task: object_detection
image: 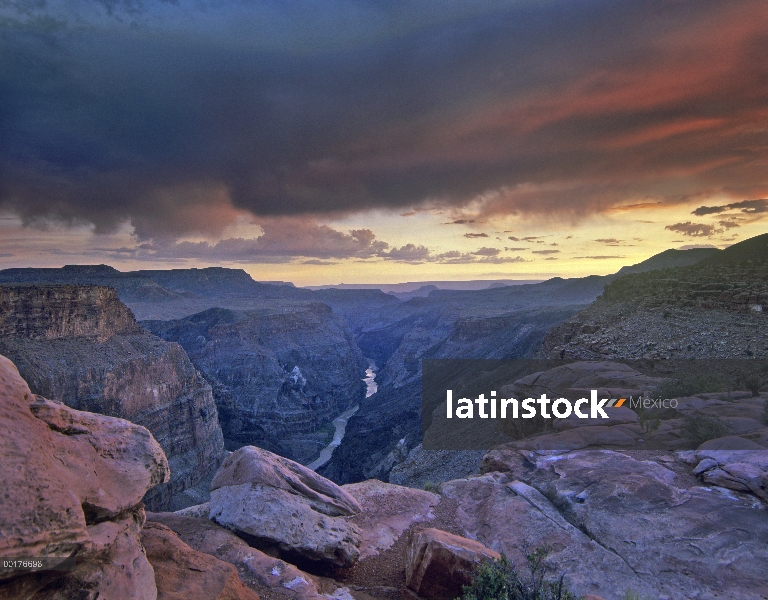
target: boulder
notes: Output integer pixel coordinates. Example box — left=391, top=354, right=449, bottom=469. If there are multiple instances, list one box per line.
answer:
left=209, top=446, right=362, bottom=567
left=147, top=513, right=334, bottom=600
left=405, top=528, right=500, bottom=600
left=211, top=446, right=361, bottom=517
left=686, top=449, right=768, bottom=500
left=142, top=521, right=259, bottom=600
left=343, top=480, right=440, bottom=559
left=28, top=395, right=169, bottom=518
left=1, top=508, right=157, bottom=600
left=0, top=353, right=167, bottom=598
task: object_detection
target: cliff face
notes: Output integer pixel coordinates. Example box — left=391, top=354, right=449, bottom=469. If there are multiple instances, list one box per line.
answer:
left=539, top=237, right=768, bottom=361
left=0, top=284, right=140, bottom=341
left=0, top=284, right=225, bottom=510
left=144, top=302, right=367, bottom=464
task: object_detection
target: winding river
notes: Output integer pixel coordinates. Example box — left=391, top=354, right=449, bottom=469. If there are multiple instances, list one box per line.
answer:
left=308, top=360, right=377, bottom=471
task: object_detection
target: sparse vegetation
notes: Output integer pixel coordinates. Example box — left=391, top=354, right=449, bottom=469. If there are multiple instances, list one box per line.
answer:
left=636, top=407, right=661, bottom=433
left=744, top=375, right=761, bottom=397
left=655, top=373, right=727, bottom=399
left=460, top=547, right=580, bottom=600
left=423, top=481, right=439, bottom=493
left=681, top=415, right=730, bottom=447
left=621, top=590, right=653, bottom=600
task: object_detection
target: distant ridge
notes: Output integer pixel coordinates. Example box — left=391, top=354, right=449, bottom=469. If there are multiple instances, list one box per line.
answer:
left=616, top=247, right=720, bottom=276
left=695, top=232, right=768, bottom=267
left=0, top=265, right=313, bottom=304
left=305, top=279, right=543, bottom=293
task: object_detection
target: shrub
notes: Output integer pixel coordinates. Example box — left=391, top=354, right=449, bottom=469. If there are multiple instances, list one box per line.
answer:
left=460, top=547, right=580, bottom=600
left=681, top=415, right=730, bottom=447
left=744, top=375, right=761, bottom=397
left=423, top=481, right=439, bottom=493
left=636, top=407, right=661, bottom=433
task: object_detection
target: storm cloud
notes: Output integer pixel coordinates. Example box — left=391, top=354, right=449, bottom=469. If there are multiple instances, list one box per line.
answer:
left=1, top=0, right=768, bottom=240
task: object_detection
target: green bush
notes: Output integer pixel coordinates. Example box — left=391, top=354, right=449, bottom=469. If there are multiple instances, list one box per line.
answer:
left=681, top=415, right=730, bottom=447
left=423, top=481, right=439, bottom=493
left=460, top=547, right=580, bottom=600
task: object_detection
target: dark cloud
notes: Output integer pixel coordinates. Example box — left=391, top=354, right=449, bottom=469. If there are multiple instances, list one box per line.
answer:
left=505, top=247, right=527, bottom=251
left=691, top=206, right=727, bottom=216
left=664, top=222, right=723, bottom=237
left=718, top=219, right=741, bottom=229
left=532, top=249, right=559, bottom=255
left=595, top=238, right=621, bottom=244
left=385, top=244, right=432, bottom=262
left=1, top=1, right=767, bottom=238
left=678, top=244, right=717, bottom=250
left=447, top=219, right=477, bottom=225
left=692, top=199, right=768, bottom=217
left=508, top=236, right=521, bottom=242
left=464, top=232, right=489, bottom=238
left=472, top=247, right=500, bottom=256
left=123, top=220, right=391, bottom=262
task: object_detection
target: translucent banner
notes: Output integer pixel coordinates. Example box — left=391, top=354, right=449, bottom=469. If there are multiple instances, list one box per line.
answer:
left=422, top=359, right=768, bottom=451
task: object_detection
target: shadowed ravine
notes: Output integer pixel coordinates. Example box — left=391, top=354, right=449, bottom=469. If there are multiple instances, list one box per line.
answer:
left=308, top=361, right=377, bottom=471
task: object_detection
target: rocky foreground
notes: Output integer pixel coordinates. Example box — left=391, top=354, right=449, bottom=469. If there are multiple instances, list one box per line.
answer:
left=3, top=352, right=768, bottom=600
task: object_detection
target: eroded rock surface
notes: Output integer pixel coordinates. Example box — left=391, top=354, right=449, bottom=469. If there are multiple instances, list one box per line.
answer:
left=343, top=480, right=440, bottom=560
left=142, top=521, right=260, bottom=600
left=147, top=512, right=335, bottom=600
left=0, top=354, right=167, bottom=599
left=209, top=446, right=362, bottom=568
left=470, top=448, right=768, bottom=599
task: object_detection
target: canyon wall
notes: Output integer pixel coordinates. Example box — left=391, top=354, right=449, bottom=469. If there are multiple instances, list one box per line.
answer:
left=145, top=302, right=367, bottom=464
left=0, top=284, right=225, bottom=510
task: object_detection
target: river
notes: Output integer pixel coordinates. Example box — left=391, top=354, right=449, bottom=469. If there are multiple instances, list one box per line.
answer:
left=308, top=360, right=377, bottom=471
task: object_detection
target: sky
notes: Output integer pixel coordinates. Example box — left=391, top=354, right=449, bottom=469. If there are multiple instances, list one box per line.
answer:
left=1, top=0, right=767, bottom=286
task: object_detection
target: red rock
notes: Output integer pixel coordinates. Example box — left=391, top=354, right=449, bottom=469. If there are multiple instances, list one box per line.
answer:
left=0, top=354, right=166, bottom=598
left=147, top=512, right=332, bottom=600
left=405, top=528, right=500, bottom=600
left=142, top=521, right=260, bottom=600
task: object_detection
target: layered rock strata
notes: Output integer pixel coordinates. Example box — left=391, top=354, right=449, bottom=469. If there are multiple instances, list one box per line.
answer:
left=0, top=285, right=225, bottom=510
left=144, top=304, right=366, bottom=464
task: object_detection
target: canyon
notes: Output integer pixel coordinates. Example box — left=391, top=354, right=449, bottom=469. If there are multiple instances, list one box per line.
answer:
left=2, top=234, right=768, bottom=598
